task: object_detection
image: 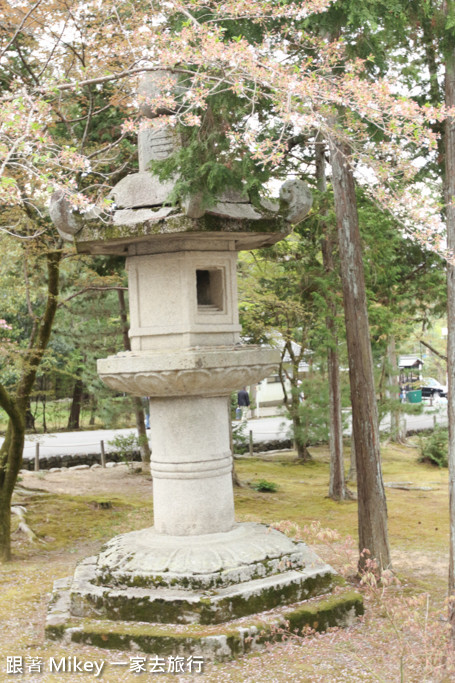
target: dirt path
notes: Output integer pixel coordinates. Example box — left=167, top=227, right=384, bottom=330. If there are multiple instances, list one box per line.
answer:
left=19, top=463, right=153, bottom=498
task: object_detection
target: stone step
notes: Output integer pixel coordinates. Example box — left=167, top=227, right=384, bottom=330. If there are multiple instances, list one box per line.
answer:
left=69, top=560, right=340, bottom=625
left=46, top=585, right=363, bottom=661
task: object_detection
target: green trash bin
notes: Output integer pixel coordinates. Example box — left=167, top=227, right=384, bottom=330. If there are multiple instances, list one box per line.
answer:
left=407, top=389, right=422, bottom=403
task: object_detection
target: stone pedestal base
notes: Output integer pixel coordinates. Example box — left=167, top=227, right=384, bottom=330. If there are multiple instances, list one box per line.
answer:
left=65, top=523, right=336, bottom=625
left=46, top=522, right=363, bottom=658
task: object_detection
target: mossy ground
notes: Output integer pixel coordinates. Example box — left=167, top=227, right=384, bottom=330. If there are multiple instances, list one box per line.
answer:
left=0, top=442, right=451, bottom=681
left=236, top=442, right=448, bottom=558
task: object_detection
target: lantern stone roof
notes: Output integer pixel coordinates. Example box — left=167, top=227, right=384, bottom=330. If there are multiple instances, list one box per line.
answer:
left=49, top=70, right=313, bottom=255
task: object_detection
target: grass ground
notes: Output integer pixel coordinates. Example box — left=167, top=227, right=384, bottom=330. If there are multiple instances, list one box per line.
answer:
left=0, top=440, right=452, bottom=682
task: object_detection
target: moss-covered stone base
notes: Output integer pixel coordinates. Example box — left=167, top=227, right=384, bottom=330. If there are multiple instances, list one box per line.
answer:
left=68, top=551, right=341, bottom=625
left=46, top=587, right=363, bottom=661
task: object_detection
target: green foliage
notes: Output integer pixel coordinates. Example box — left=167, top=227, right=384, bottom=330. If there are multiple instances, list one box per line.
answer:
left=250, top=479, right=278, bottom=493
left=303, top=187, right=447, bottom=364
left=230, top=391, right=239, bottom=419
left=418, top=427, right=448, bottom=468
left=232, top=421, right=249, bottom=454
left=238, top=227, right=343, bottom=353
left=98, top=396, right=134, bottom=429
left=107, top=433, right=140, bottom=465
left=290, top=374, right=349, bottom=448
left=149, top=90, right=275, bottom=207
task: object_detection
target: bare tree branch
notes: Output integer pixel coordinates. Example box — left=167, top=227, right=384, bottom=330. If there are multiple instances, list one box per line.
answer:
left=420, top=339, right=448, bottom=362
left=58, top=285, right=127, bottom=307
left=53, top=65, right=187, bottom=92
left=0, top=0, right=43, bottom=58
left=80, top=88, right=94, bottom=151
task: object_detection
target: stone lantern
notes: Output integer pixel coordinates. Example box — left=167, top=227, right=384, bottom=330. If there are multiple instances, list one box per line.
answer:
left=47, top=72, right=361, bottom=656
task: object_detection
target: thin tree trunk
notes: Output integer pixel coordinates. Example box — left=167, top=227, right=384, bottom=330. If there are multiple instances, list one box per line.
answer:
left=228, top=399, right=242, bottom=487
left=292, top=400, right=312, bottom=461
left=250, top=383, right=257, bottom=418
left=329, top=135, right=391, bottom=571
left=316, top=135, right=348, bottom=500
left=0, top=250, right=60, bottom=562
left=132, top=396, right=151, bottom=474
left=444, top=6, right=455, bottom=637
left=348, top=428, right=357, bottom=483
left=89, top=394, right=97, bottom=426
left=117, top=289, right=151, bottom=474
left=290, top=374, right=311, bottom=461
left=387, top=336, right=405, bottom=443
left=388, top=338, right=399, bottom=438
left=327, top=335, right=346, bottom=499
left=67, top=372, right=83, bottom=430
left=25, top=400, right=35, bottom=431
left=0, top=389, right=24, bottom=562
left=42, top=393, right=47, bottom=433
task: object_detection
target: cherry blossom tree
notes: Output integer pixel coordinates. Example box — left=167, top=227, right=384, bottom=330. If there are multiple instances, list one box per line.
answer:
left=0, top=1, right=137, bottom=560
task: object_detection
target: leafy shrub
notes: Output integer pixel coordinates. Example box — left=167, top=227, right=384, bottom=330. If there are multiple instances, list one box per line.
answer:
left=250, top=479, right=278, bottom=493
left=288, top=374, right=350, bottom=450
left=232, top=421, right=249, bottom=454
left=418, top=427, right=448, bottom=467
left=230, top=391, right=239, bottom=419
left=107, top=433, right=140, bottom=466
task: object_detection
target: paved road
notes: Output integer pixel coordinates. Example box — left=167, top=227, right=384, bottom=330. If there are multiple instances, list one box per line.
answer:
left=18, top=428, right=140, bottom=460
left=380, top=404, right=447, bottom=434
left=16, top=419, right=292, bottom=461
left=248, top=404, right=447, bottom=443
left=6, top=402, right=446, bottom=461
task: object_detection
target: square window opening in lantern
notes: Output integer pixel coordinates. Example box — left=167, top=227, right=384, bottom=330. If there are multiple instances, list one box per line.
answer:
left=196, top=268, right=224, bottom=312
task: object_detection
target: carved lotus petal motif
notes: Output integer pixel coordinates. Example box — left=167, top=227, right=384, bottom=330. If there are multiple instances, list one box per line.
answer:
left=94, top=522, right=323, bottom=589
left=98, top=348, right=279, bottom=397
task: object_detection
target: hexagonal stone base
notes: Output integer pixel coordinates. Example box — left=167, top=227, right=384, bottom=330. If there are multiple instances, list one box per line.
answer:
left=69, top=557, right=337, bottom=626
left=46, top=581, right=363, bottom=661
left=56, top=523, right=341, bottom=625
left=46, top=522, right=363, bottom=658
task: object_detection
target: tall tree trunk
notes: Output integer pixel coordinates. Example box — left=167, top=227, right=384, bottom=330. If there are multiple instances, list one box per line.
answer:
left=328, top=135, right=391, bottom=571
left=444, top=6, right=455, bottom=637
left=88, top=394, right=97, bottom=426
left=228, top=399, right=242, bottom=487
left=387, top=336, right=405, bottom=443
left=0, top=388, right=24, bottom=562
left=348, top=428, right=357, bottom=483
left=0, top=250, right=61, bottom=562
left=250, top=383, right=257, bottom=418
left=326, top=333, right=346, bottom=499
left=67, top=371, right=83, bottom=430
left=42, top=392, right=47, bottom=433
left=316, top=135, right=348, bottom=500
left=117, top=289, right=151, bottom=474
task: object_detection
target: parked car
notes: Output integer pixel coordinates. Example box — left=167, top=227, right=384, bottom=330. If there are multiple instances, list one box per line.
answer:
left=419, top=377, right=447, bottom=399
